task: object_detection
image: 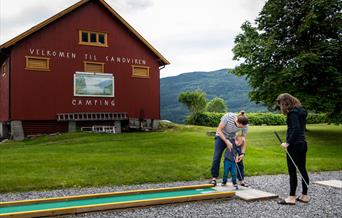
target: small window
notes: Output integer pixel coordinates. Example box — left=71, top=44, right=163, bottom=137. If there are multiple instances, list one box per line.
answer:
left=90, top=33, right=97, bottom=43
left=81, top=32, right=88, bottom=42
left=25, top=56, right=50, bottom=71
left=79, top=30, right=108, bottom=47
left=84, top=61, right=104, bottom=73
left=99, top=34, right=105, bottom=44
left=132, top=65, right=150, bottom=78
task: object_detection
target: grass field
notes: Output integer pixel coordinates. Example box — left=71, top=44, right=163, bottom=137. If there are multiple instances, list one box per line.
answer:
left=0, top=124, right=341, bottom=193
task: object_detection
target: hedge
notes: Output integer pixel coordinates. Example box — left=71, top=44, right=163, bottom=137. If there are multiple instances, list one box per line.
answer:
left=189, top=112, right=328, bottom=127
left=306, top=113, right=328, bottom=124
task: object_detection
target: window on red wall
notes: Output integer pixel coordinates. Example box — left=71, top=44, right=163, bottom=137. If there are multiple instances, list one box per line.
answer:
left=25, top=56, right=50, bottom=71
left=84, top=61, right=104, bottom=73
left=132, top=65, right=150, bottom=78
left=79, top=30, right=108, bottom=47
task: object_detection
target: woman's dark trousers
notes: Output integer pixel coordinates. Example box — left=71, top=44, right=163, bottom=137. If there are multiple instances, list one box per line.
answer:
left=211, top=137, right=227, bottom=178
left=287, top=141, right=309, bottom=196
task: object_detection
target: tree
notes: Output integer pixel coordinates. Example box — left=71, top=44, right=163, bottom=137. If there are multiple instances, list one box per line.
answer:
left=178, top=90, right=208, bottom=124
left=178, top=90, right=207, bottom=114
left=206, top=97, right=228, bottom=113
left=232, top=0, right=342, bottom=121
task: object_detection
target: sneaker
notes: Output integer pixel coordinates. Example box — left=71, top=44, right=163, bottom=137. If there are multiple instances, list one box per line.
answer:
left=233, top=184, right=239, bottom=190
left=210, top=179, right=217, bottom=187
left=239, top=181, right=249, bottom=187
left=221, top=182, right=227, bottom=186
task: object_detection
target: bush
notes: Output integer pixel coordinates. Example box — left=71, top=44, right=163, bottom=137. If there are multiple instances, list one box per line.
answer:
left=188, top=112, right=223, bottom=127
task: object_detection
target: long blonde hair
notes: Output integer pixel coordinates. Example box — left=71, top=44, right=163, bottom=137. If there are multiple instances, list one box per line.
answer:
left=276, top=93, right=302, bottom=115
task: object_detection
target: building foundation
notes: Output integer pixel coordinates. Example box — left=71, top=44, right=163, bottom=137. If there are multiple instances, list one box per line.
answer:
left=11, top=120, right=24, bottom=140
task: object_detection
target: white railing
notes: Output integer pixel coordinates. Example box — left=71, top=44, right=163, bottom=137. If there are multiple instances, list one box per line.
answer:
left=57, top=112, right=128, bottom=121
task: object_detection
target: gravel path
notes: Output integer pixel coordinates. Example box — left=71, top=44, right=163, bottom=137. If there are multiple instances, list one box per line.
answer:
left=1, top=171, right=341, bottom=217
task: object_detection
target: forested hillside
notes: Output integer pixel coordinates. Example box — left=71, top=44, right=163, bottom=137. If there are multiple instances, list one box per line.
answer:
left=160, top=69, right=267, bottom=123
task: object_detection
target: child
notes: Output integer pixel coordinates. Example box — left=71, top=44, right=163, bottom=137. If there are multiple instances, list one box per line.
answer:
left=235, top=135, right=249, bottom=187
left=222, top=135, right=244, bottom=189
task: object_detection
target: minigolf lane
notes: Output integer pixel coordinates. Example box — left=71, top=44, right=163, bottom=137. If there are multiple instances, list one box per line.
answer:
left=0, top=184, right=235, bottom=217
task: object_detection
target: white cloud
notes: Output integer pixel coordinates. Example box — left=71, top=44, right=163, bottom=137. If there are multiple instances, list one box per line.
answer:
left=0, top=0, right=79, bottom=42
left=0, top=0, right=265, bottom=77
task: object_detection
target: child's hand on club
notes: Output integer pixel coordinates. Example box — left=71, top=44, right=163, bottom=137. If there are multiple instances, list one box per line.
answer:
left=235, top=155, right=243, bottom=162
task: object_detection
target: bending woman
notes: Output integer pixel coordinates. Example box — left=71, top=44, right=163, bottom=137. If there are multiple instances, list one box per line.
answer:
left=277, top=93, right=310, bottom=205
left=210, top=111, right=248, bottom=186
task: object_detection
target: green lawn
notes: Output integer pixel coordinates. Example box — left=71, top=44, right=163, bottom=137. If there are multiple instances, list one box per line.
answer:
left=0, top=124, right=341, bottom=193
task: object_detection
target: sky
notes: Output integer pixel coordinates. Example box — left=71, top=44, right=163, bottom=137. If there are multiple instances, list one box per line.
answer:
left=0, top=0, right=265, bottom=78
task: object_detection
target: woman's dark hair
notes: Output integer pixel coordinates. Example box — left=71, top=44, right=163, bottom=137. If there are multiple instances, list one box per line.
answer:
left=237, top=110, right=248, bottom=125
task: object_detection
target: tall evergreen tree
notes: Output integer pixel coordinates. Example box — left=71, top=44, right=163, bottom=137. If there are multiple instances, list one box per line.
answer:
left=232, top=0, right=341, bottom=121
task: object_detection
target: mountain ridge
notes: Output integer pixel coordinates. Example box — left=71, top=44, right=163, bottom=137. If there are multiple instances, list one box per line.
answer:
left=160, top=69, right=267, bottom=123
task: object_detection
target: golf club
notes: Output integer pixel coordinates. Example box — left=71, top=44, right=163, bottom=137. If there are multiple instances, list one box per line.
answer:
left=274, top=131, right=309, bottom=188
left=233, top=152, right=244, bottom=187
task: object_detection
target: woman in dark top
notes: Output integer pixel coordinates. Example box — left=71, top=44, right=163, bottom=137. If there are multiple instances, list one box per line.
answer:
left=276, top=93, right=310, bottom=205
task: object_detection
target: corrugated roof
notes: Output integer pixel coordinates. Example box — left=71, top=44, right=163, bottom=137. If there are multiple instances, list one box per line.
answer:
left=0, top=0, right=170, bottom=65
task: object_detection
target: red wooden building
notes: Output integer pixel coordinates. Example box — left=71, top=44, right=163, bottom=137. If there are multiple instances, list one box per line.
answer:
left=0, top=0, right=169, bottom=140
